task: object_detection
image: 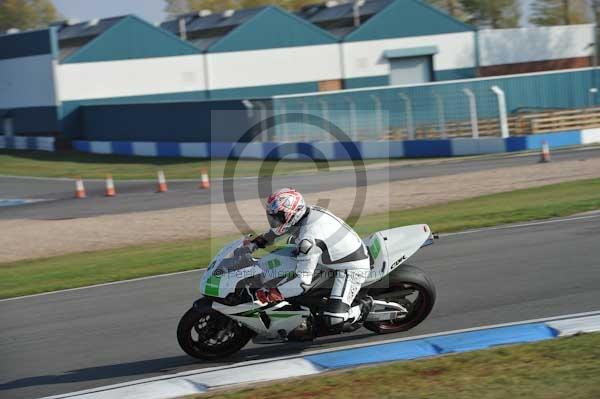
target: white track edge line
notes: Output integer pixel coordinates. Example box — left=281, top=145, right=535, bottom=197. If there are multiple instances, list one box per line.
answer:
left=0, top=268, right=207, bottom=303
left=441, top=213, right=600, bottom=237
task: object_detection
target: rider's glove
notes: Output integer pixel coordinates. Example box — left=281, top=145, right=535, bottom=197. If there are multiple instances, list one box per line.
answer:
left=256, top=287, right=284, bottom=304
left=251, top=235, right=269, bottom=249
left=241, top=238, right=257, bottom=253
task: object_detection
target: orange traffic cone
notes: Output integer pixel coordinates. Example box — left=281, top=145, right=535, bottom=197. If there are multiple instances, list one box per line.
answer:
left=157, top=170, right=168, bottom=193
left=539, top=140, right=551, bottom=163
left=200, top=168, right=210, bottom=189
left=75, top=177, right=86, bottom=199
left=105, top=174, right=116, bottom=197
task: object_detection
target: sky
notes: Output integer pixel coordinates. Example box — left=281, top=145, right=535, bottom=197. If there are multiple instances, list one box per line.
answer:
left=51, top=0, right=533, bottom=26
left=52, top=0, right=168, bottom=24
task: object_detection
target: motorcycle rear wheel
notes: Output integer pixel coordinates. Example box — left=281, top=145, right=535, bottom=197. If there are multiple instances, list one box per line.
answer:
left=364, top=264, right=436, bottom=334
left=177, top=307, right=254, bottom=359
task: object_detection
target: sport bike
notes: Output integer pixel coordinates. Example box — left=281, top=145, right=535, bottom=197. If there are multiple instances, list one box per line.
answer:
left=177, top=224, right=437, bottom=359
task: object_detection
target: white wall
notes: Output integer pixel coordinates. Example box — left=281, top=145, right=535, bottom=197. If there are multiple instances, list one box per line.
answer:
left=479, top=24, right=595, bottom=67
left=57, top=54, right=207, bottom=101
left=207, top=44, right=342, bottom=90
left=0, top=54, right=57, bottom=108
left=342, top=31, right=476, bottom=80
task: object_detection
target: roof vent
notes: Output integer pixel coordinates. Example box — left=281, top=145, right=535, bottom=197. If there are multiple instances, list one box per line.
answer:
left=6, top=28, right=20, bottom=34
left=222, top=9, right=235, bottom=18
left=86, top=19, right=100, bottom=27
left=199, top=9, right=212, bottom=17
left=66, top=18, right=80, bottom=26
left=325, top=1, right=339, bottom=7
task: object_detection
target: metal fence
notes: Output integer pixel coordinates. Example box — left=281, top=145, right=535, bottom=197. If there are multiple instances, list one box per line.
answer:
left=269, top=67, right=600, bottom=142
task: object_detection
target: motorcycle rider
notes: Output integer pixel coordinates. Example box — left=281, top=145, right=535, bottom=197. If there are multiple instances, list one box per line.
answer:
left=246, top=188, right=372, bottom=332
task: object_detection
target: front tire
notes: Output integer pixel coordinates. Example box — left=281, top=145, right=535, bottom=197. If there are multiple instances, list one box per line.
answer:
left=364, top=264, right=436, bottom=334
left=177, top=307, right=254, bottom=359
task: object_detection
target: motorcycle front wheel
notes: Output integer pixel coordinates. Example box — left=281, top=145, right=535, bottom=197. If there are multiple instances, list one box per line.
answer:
left=177, top=308, right=254, bottom=359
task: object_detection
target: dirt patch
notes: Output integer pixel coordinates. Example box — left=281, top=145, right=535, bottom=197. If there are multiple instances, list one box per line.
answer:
left=2, top=158, right=600, bottom=263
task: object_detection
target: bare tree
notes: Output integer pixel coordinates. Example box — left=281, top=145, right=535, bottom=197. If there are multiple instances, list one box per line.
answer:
left=461, top=0, right=521, bottom=28
left=530, top=0, right=590, bottom=25
left=427, top=0, right=468, bottom=20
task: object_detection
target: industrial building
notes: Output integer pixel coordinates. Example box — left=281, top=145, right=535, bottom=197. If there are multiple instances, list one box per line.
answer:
left=0, top=0, right=596, bottom=142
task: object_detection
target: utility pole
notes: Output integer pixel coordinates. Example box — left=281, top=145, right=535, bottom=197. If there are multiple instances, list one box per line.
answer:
left=178, top=17, right=187, bottom=40
left=563, top=0, right=570, bottom=24
left=591, top=0, right=600, bottom=90
left=353, top=0, right=362, bottom=27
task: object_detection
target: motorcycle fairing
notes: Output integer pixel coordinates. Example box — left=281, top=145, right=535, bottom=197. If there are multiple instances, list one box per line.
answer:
left=199, top=224, right=432, bottom=338
left=212, top=300, right=310, bottom=337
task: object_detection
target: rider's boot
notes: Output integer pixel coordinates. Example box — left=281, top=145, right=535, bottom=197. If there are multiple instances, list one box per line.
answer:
left=342, top=296, right=373, bottom=332
left=314, top=296, right=374, bottom=336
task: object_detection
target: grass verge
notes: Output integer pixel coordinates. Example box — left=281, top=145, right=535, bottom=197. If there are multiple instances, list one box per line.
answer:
left=1, top=178, right=599, bottom=299
left=0, top=149, right=380, bottom=180
left=196, top=333, right=600, bottom=399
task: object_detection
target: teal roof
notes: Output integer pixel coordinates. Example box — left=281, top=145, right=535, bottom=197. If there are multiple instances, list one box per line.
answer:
left=208, top=6, right=338, bottom=53
left=345, top=0, right=475, bottom=42
left=63, top=15, right=200, bottom=64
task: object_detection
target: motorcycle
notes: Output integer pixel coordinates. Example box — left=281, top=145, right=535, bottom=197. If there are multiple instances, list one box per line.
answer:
left=177, top=224, right=437, bottom=359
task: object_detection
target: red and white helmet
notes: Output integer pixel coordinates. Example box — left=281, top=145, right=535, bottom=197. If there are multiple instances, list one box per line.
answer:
left=266, top=188, right=306, bottom=235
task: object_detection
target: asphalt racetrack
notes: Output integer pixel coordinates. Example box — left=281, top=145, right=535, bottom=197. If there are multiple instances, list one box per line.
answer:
left=2, top=146, right=600, bottom=220
left=1, top=213, right=599, bottom=399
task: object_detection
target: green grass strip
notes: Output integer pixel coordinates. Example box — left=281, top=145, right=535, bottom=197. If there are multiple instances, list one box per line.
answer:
left=1, top=178, right=599, bottom=299
left=0, top=149, right=377, bottom=180
left=198, top=333, right=600, bottom=399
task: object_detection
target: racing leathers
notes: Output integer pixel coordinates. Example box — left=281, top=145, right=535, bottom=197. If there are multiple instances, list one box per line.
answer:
left=253, top=206, right=371, bottom=328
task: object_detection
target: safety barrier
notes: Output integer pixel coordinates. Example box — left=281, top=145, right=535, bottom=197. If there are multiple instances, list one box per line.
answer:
left=41, top=312, right=600, bottom=399
left=0, top=136, right=55, bottom=151
left=72, top=129, right=600, bottom=160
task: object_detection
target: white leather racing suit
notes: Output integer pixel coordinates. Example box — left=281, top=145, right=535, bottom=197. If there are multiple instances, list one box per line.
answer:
left=260, top=206, right=371, bottom=327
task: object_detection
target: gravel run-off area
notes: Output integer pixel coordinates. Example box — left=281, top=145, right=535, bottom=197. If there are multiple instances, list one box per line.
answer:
left=2, top=157, right=600, bottom=263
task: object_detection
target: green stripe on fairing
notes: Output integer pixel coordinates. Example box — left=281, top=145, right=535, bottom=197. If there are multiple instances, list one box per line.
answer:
left=267, top=258, right=282, bottom=269
left=204, top=275, right=221, bottom=297
left=370, top=237, right=381, bottom=259
left=235, top=312, right=300, bottom=319
left=269, top=313, right=302, bottom=318
left=239, top=308, right=262, bottom=317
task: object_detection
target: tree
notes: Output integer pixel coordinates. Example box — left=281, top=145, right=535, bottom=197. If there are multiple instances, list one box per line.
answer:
left=460, top=0, right=521, bottom=28
left=0, top=0, right=60, bottom=32
left=529, top=0, right=590, bottom=26
left=164, top=0, right=316, bottom=16
left=165, top=0, right=235, bottom=15
left=427, top=0, right=468, bottom=20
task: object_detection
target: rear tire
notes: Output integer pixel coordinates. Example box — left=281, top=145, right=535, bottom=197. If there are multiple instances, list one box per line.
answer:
left=364, top=264, right=436, bottom=334
left=177, top=308, right=254, bottom=360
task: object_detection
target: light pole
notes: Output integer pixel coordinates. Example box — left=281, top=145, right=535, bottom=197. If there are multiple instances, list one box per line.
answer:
left=398, top=93, right=415, bottom=140
left=589, top=88, right=598, bottom=108
left=491, top=86, right=510, bottom=138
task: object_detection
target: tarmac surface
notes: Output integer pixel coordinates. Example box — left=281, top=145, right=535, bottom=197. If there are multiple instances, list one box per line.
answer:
left=1, top=213, right=599, bottom=399
left=1, top=146, right=600, bottom=220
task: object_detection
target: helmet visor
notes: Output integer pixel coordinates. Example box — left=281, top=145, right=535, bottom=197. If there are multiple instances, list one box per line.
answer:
left=267, top=210, right=287, bottom=229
